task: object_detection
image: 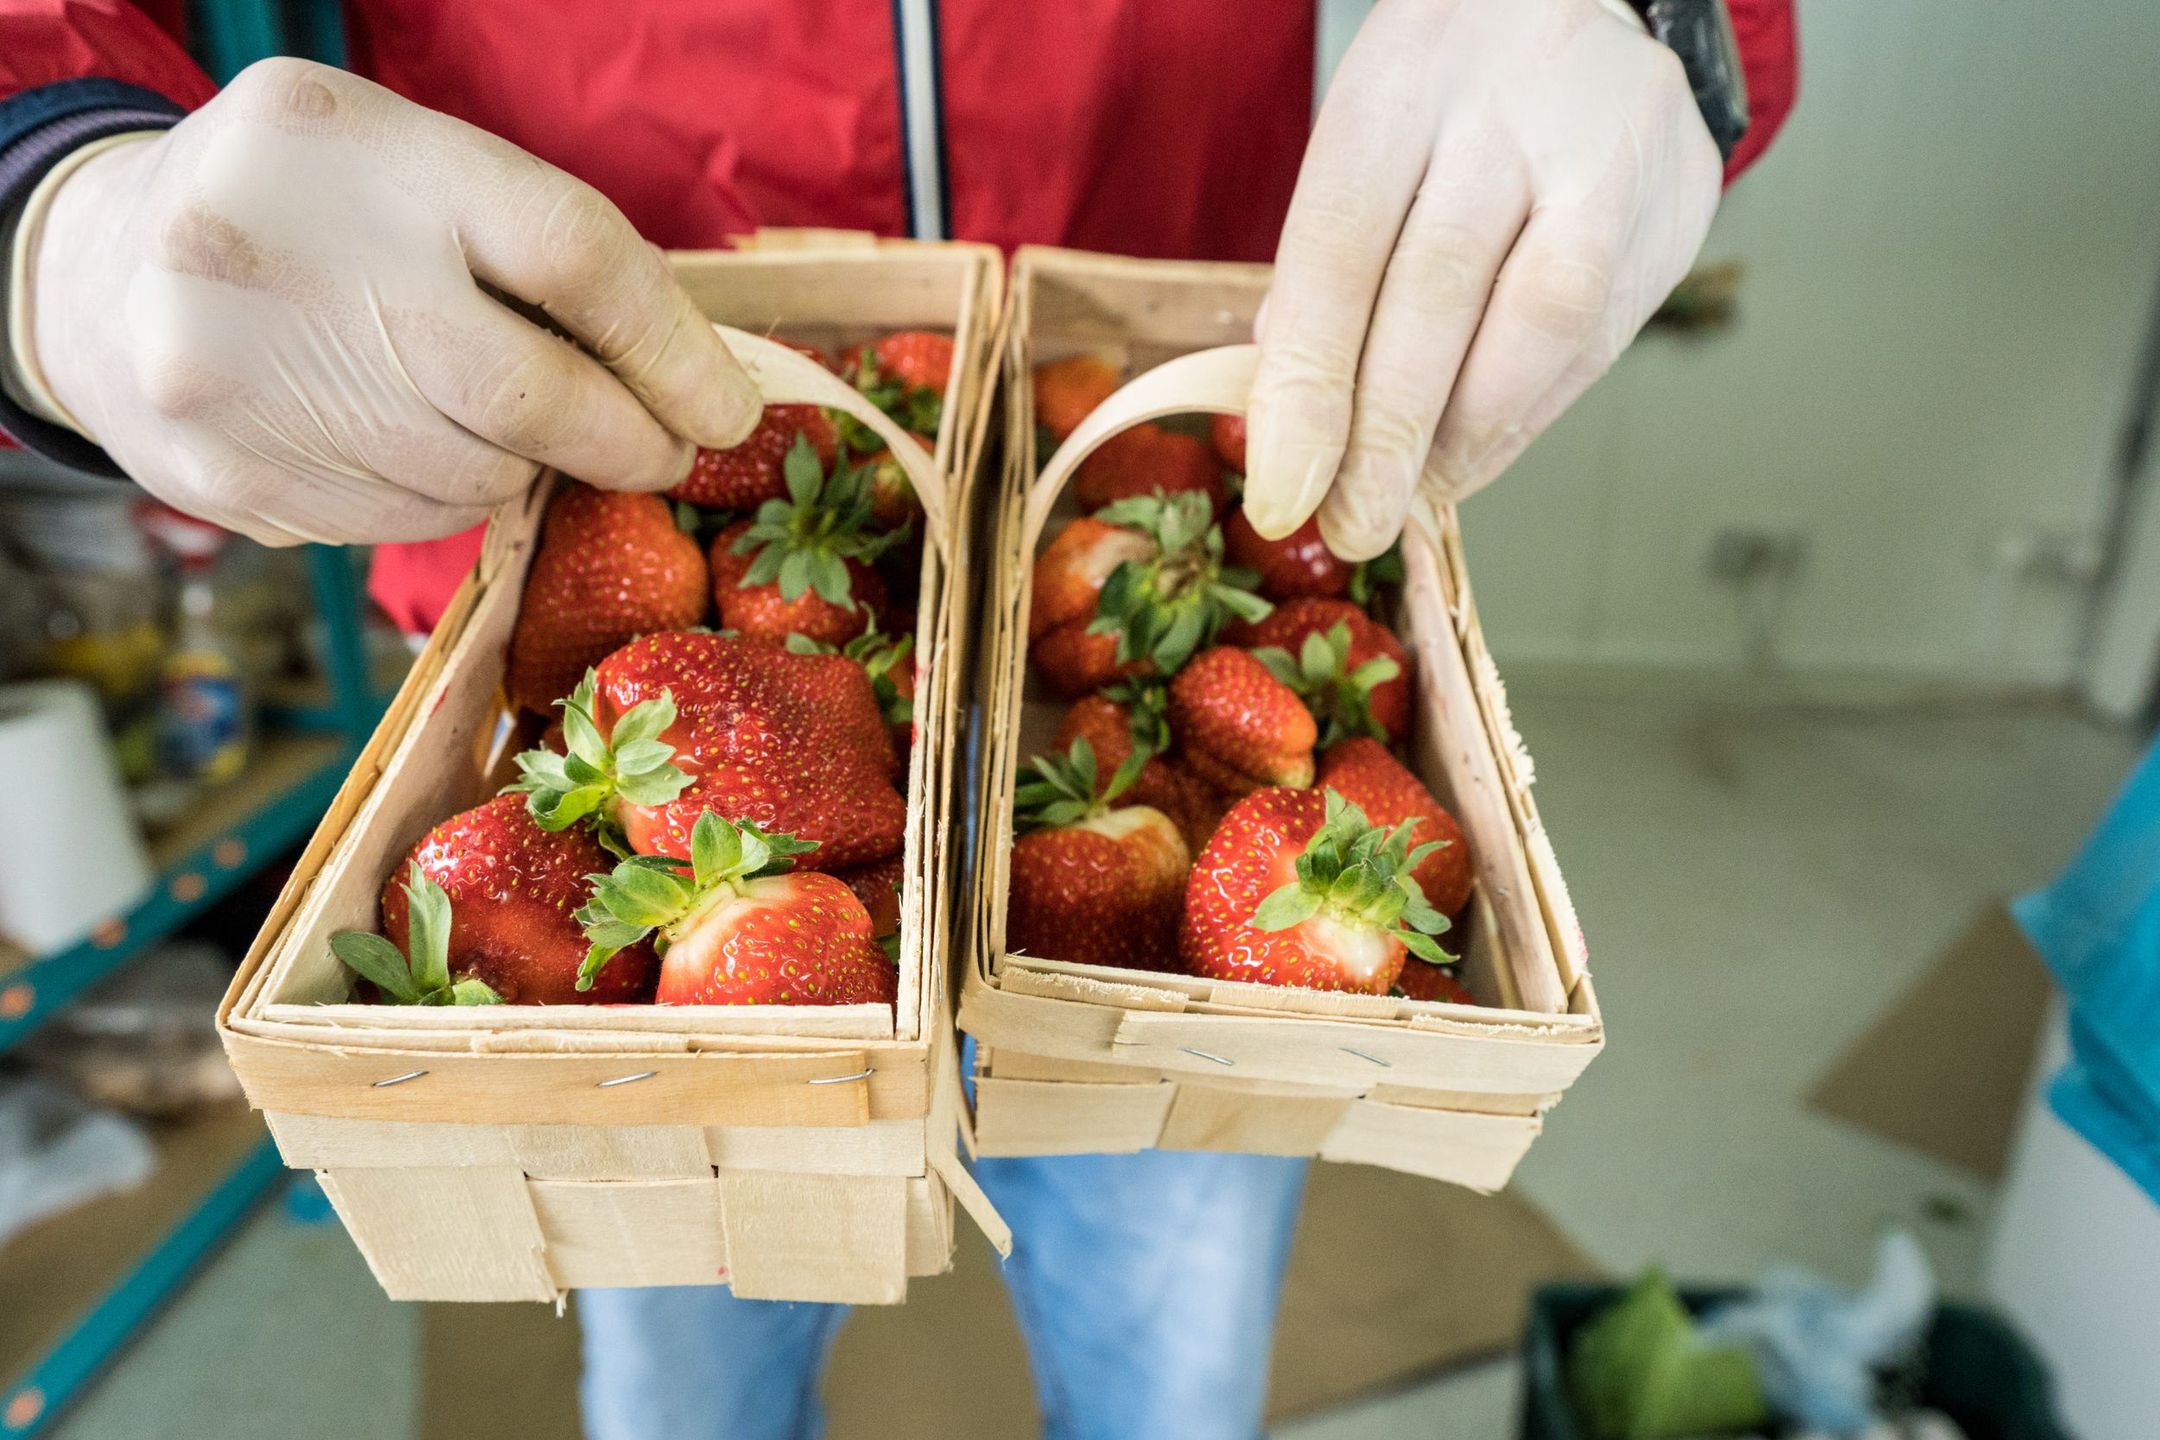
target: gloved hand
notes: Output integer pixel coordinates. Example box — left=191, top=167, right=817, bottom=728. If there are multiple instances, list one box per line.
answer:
left=12, top=57, right=761, bottom=545
left=1243, top=0, right=1722, bottom=560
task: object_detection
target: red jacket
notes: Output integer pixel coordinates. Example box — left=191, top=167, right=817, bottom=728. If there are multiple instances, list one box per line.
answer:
left=2, top=0, right=1797, bottom=627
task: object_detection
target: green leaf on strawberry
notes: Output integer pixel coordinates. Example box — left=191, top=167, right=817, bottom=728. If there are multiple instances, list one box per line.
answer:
left=329, top=864, right=503, bottom=1006
left=506, top=672, right=691, bottom=845
left=1013, top=736, right=1150, bottom=832
left=574, top=812, right=819, bottom=988
left=730, top=436, right=908, bottom=610
left=1346, top=541, right=1404, bottom=608
left=1248, top=790, right=1452, bottom=961
left=1252, top=621, right=1403, bottom=746
left=1085, top=491, right=1271, bottom=677
left=832, top=348, right=943, bottom=456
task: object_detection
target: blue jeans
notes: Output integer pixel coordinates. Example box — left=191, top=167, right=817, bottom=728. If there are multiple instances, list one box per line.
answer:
left=578, top=1150, right=1308, bottom=1440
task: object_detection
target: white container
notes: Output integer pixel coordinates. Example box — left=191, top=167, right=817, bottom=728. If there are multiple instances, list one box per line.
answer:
left=0, top=679, right=153, bottom=954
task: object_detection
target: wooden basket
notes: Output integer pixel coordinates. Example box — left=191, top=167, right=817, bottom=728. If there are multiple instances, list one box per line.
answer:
left=216, top=237, right=1009, bottom=1305
left=956, top=247, right=1601, bottom=1192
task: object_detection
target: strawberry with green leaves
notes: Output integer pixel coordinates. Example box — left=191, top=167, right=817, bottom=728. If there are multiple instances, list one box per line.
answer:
left=1167, top=646, right=1317, bottom=795
left=332, top=866, right=503, bottom=1007
left=365, top=794, right=658, bottom=1005
left=834, top=332, right=951, bottom=527
left=1179, top=788, right=1452, bottom=994
left=672, top=407, right=840, bottom=512
left=1028, top=491, right=1271, bottom=697
left=506, top=484, right=708, bottom=715
left=1053, top=680, right=1225, bottom=850
left=709, top=436, right=906, bottom=646
left=584, top=630, right=904, bottom=869
left=507, top=672, right=691, bottom=847
left=578, top=812, right=896, bottom=1006
left=1395, top=956, right=1476, bottom=1005
left=1245, top=600, right=1412, bottom=745
left=1317, top=737, right=1473, bottom=915
left=1007, top=738, right=1191, bottom=973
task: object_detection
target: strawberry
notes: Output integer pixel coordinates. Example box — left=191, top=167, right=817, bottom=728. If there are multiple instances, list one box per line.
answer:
left=1073, top=425, right=1227, bottom=516
left=835, top=332, right=951, bottom=527
left=506, top=485, right=708, bottom=714
left=672, top=407, right=839, bottom=511
left=1224, top=506, right=1352, bottom=601
left=358, top=794, right=657, bottom=1005
left=1006, top=738, right=1190, bottom=973
left=579, top=812, right=896, bottom=1006
left=1179, top=788, right=1452, bottom=994
left=506, top=671, right=691, bottom=844
left=1211, top=412, right=1247, bottom=472
left=1394, top=956, right=1476, bottom=1005
left=1032, top=355, right=1120, bottom=441
left=1243, top=599, right=1412, bottom=745
left=834, top=852, right=904, bottom=940
left=786, top=621, right=916, bottom=771
left=585, top=630, right=905, bottom=869
left=1167, top=646, right=1317, bottom=794
left=1054, top=683, right=1224, bottom=850
left=1027, top=492, right=1271, bottom=697
left=708, top=436, right=904, bottom=646
left=1316, top=737, right=1473, bottom=914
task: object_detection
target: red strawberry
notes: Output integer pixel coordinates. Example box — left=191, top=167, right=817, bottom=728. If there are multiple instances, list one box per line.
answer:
left=1395, top=957, right=1476, bottom=1005
left=712, top=519, right=890, bottom=646
left=506, top=485, right=708, bottom=714
left=672, top=407, right=840, bottom=511
left=587, top=630, right=905, bottom=870
left=1006, top=738, right=1190, bottom=973
left=1316, top=738, right=1473, bottom=914
left=1032, top=355, right=1120, bottom=441
left=1242, top=598, right=1412, bottom=745
left=363, top=794, right=656, bottom=1005
left=708, top=437, right=904, bottom=646
left=579, top=813, right=896, bottom=1007
left=1167, top=646, right=1316, bottom=795
left=1027, top=493, right=1272, bottom=698
left=1224, top=507, right=1352, bottom=601
left=1073, top=425, right=1227, bottom=516
left=849, top=331, right=954, bottom=398
left=787, top=622, right=916, bottom=772
left=1179, top=788, right=1452, bottom=994
left=1211, top=412, right=1247, bottom=472
left=1054, top=686, right=1225, bottom=851
left=834, top=852, right=904, bottom=939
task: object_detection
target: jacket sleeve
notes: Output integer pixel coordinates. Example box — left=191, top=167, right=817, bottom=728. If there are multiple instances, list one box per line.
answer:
left=1724, top=0, right=1797, bottom=183
left=0, top=1, right=215, bottom=466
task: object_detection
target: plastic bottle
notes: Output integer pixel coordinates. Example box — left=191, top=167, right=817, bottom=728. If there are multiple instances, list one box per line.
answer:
left=136, top=504, right=251, bottom=784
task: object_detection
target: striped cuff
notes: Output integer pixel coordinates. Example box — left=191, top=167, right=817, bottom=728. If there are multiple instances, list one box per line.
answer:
left=0, top=79, right=186, bottom=479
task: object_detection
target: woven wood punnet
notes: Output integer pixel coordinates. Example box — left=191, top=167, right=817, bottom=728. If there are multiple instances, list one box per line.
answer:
left=957, top=247, right=1600, bottom=1192
left=216, top=237, right=1009, bottom=1305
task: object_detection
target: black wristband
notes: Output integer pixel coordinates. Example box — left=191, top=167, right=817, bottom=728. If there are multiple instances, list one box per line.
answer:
left=1629, top=0, right=1750, bottom=162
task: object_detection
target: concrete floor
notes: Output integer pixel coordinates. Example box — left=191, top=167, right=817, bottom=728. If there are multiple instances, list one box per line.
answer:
left=50, top=687, right=2143, bottom=1440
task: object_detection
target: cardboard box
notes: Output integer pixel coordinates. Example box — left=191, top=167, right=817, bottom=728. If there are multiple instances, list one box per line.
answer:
left=957, top=247, right=1601, bottom=1190
left=217, top=237, right=1009, bottom=1305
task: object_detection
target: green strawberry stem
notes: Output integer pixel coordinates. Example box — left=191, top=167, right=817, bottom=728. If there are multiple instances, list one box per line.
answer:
left=1252, top=621, right=1402, bottom=745
left=785, top=618, right=915, bottom=727
left=505, top=672, right=691, bottom=850
left=1101, top=675, right=1172, bottom=754
left=1086, top=492, right=1271, bottom=676
left=329, top=864, right=502, bottom=1006
left=832, top=351, right=942, bottom=455
left=573, top=812, right=819, bottom=989
left=1346, top=541, right=1404, bottom=608
left=731, top=436, right=909, bottom=610
left=1013, top=736, right=1150, bottom=832
left=1249, top=790, right=1453, bottom=962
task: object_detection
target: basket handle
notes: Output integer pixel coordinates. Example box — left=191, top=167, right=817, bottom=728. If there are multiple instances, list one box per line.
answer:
left=713, top=324, right=949, bottom=551
left=1021, top=344, right=1258, bottom=550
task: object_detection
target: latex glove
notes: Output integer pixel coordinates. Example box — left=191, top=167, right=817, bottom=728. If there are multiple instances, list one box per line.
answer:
left=14, top=57, right=760, bottom=545
left=1244, top=0, right=1722, bottom=560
